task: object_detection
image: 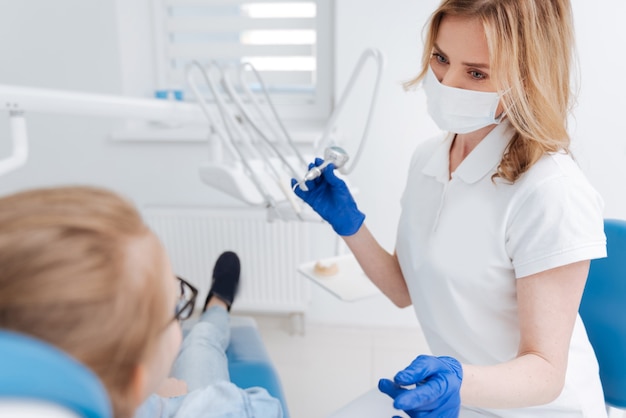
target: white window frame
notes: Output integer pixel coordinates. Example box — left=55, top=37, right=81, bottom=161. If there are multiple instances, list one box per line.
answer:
left=115, top=0, right=334, bottom=138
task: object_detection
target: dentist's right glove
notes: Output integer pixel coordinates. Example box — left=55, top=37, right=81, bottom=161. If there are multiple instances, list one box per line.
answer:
left=291, top=158, right=365, bottom=236
left=378, top=355, right=462, bottom=418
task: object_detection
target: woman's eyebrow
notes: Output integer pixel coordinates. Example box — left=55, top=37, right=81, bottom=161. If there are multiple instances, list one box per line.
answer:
left=433, top=43, right=446, bottom=56
left=433, top=42, right=490, bottom=69
left=462, top=60, right=490, bottom=70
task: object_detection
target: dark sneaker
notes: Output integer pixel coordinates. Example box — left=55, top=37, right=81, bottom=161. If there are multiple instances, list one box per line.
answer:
left=203, top=251, right=240, bottom=312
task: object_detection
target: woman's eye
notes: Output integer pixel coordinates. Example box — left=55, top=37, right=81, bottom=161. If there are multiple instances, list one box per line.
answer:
left=432, top=53, right=448, bottom=64
left=470, top=71, right=486, bottom=80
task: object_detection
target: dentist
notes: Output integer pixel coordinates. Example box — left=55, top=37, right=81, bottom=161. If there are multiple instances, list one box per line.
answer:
left=293, top=0, right=607, bottom=417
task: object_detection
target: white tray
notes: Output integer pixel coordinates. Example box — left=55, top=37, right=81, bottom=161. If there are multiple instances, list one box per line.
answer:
left=297, top=254, right=381, bottom=302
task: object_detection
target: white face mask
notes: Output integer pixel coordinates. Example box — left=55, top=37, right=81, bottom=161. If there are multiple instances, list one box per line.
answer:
left=423, top=65, right=505, bottom=134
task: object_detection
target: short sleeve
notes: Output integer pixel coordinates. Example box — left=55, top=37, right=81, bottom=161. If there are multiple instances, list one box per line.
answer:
left=506, top=172, right=606, bottom=278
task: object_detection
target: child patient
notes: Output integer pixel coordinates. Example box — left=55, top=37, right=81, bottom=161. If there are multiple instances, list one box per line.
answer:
left=0, top=186, right=283, bottom=418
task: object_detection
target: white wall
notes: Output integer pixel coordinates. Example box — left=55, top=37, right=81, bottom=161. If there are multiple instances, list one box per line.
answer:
left=1, top=0, right=625, bottom=327
left=568, top=1, right=626, bottom=219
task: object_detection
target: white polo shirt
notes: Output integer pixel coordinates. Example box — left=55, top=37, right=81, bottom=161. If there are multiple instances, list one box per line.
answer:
left=396, top=121, right=607, bottom=417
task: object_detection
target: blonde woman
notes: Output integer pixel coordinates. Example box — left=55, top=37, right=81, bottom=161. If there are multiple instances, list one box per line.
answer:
left=0, top=186, right=282, bottom=418
left=293, top=0, right=606, bottom=416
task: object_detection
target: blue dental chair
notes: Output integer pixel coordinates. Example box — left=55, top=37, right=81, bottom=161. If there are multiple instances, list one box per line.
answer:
left=579, top=218, right=626, bottom=412
left=227, top=316, right=290, bottom=418
left=1, top=319, right=289, bottom=418
left=0, top=330, right=112, bottom=418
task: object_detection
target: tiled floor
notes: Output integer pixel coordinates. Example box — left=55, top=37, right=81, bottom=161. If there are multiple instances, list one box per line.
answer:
left=253, top=315, right=431, bottom=418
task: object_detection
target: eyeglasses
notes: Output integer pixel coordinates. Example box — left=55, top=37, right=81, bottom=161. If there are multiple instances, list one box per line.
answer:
left=174, top=276, right=198, bottom=322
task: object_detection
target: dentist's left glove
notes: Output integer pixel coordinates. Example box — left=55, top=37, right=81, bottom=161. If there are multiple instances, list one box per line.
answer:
left=291, top=158, right=365, bottom=236
left=378, top=354, right=463, bottom=418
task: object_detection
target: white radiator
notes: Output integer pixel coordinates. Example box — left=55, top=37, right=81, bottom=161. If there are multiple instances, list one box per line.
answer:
left=142, top=206, right=312, bottom=315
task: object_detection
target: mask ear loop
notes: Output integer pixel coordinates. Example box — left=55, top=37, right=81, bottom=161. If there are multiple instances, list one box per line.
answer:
left=494, top=86, right=512, bottom=124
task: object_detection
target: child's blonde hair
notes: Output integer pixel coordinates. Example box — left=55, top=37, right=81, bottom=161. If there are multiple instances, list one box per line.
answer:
left=408, top=0, right=575, bottom=182
left=0, top=186, right=169, bottom=418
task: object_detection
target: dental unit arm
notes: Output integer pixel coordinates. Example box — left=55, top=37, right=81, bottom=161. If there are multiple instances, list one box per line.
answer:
left=0, top=111, right=28, bottom=177
left=0, top=84, right=205, bottom=177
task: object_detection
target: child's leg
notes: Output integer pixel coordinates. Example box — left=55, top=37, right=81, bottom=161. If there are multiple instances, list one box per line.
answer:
left=170, top=251, right=240, bottom=391
left=170, top=306, right=231, bottom=391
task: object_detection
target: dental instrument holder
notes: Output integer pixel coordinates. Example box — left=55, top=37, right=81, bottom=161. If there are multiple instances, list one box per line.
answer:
left=296, top=146, right=349, bottom=192
left=185, top=48, right=384, bottom=221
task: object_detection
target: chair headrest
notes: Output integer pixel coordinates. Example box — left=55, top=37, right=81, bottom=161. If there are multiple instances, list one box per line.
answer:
left=0, top=330, right=112, bottom=418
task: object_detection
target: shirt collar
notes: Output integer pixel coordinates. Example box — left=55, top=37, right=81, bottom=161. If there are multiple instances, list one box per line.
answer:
left=422, top=121, right=515, bottom=184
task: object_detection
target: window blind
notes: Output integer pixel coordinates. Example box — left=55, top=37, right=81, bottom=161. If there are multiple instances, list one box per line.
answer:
left=152, top=0, right=332, bottom=119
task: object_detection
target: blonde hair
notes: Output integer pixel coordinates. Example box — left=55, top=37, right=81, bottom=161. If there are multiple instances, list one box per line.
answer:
left=0, top=186, right=169, bottom=418
left=409, top=0, right=575, bottom=183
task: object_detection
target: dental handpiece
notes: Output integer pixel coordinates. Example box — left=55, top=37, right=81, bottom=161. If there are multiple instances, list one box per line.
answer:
left=294, top=146, right=349, bottom=192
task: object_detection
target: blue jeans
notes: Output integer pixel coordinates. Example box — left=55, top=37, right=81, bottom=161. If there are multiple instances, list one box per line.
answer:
left=134, top=306, right=282, bottom=418
left=171, top=306, right=230, bottom=390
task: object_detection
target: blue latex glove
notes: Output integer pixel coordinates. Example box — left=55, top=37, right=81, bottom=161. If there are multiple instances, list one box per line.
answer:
left=291, top=158, right=365, bottom=236
left=378, top=355, right=463, bottom=418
